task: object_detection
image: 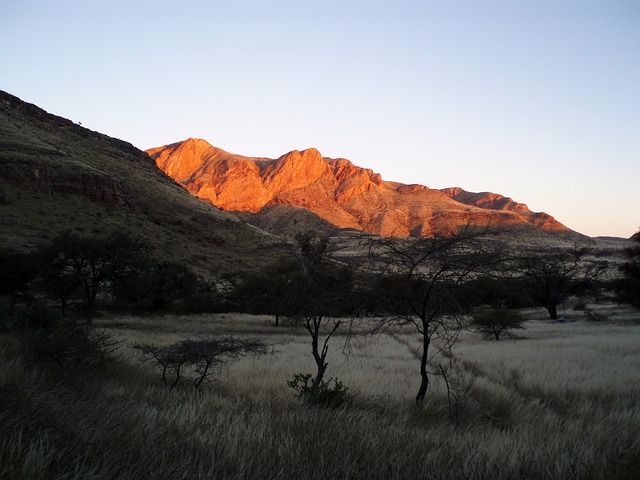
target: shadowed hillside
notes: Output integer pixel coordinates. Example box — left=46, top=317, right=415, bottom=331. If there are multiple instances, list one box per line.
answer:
left=0, top=91, right=277, bottom=275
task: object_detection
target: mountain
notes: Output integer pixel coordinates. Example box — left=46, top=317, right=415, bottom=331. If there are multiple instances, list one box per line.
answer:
left=0, top=91, right=278, bottom=274
left=147, top=138, right=575, bottom=238
left=439, top=187, right=569, bottom=232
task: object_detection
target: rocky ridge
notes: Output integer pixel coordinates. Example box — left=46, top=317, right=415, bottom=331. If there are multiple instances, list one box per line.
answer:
left=148, top=138, right=574, bottom=237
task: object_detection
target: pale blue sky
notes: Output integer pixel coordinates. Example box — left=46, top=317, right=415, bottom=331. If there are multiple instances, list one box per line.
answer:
left=2, top=0, right=639, bottom=237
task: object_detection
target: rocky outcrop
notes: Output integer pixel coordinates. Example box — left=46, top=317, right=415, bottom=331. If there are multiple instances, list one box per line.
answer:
left=0, top=158, right=132, bottom=208
left=440, top=187, right=569, bottom=232
left=147, top=138, right=573, bottom=237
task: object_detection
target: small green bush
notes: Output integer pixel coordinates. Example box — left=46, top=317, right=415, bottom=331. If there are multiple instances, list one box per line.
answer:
left=287, top=373, right=350, bottom=407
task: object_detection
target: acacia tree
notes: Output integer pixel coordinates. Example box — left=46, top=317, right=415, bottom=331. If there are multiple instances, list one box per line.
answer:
left=282, top=232, right=354, bottom=394
left=132, top=336, right=269, bottom=390
left=38, top=231, right=143, bottom=324
left=366, top=234, right=493, bottom=407
left=113, top=260, right=217, bottom=313
left=517, top=246, right=605, bottom=320
left=226, top=268, right=290, bottom=326
left=470, top=308, right=526, bottom=340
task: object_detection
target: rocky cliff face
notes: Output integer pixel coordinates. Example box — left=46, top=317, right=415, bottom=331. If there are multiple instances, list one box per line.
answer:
left=440, top=187, right=569, bottom=232
left=147, top=138, right=573, bottom=237
left=0, top=154, right=132, bottom=208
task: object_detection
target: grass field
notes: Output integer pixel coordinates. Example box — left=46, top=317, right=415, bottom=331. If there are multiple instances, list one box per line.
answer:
left=1, top=306, right=639, bottom=479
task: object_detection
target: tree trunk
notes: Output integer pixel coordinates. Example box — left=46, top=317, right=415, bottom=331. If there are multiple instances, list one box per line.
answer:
left=312, top=359, right=328, bottom=392
left=547, top=303, right=558, bottom=320
left=415, top=333, right=430, bottom=407
left=310, top=317, right=328, bottom=392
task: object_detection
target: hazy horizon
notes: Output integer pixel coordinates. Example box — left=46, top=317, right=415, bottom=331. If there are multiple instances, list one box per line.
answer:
left=2, top=1, right=638, bottom=237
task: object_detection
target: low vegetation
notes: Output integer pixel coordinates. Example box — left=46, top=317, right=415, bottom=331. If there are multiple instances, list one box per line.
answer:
left=470, top=308, right=526, bottom=340
left=1, top=229, right=638, bottom=478
left=131, top=336, right=269, bottom=390
left=1, top=310, right=639, bottom=479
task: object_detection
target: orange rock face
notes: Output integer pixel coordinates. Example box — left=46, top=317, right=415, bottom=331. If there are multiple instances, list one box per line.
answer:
left=439, top=187, right=570, bottom=232
left=146, top=138, right=572, bottom=237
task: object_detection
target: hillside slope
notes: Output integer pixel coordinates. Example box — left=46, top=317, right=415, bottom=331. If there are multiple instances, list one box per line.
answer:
left=0, top=91, right=277, bottom=274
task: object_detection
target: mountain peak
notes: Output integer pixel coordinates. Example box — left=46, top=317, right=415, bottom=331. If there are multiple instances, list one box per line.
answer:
left=146, top=139, right=574, bottom=237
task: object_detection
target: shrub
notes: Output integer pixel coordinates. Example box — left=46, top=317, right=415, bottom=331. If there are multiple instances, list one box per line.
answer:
left=23, top=322, right=122, bottom=368
left=287, top=373, right=350, bottom=407
left=132, top=336, right=269, bottom=390
left=584, top=308, right=608, bottom=322
left=14, top=301, right=61, bottom=330
left=470, top=308, right=526, bottom=341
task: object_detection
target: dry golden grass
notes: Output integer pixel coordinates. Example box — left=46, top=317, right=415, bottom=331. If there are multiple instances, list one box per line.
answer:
left=2, top=307, right=639, bottom=479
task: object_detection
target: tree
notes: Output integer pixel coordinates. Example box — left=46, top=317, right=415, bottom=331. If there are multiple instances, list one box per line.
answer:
left=0, top=249, right=38, bottom=313
left=366, top=233, right=493, bottom=407
left=227, top=268, right=290, bottom=326
left=517, top=246, right=605, bottom=320
left=38, top=231, right=143, bottom=323
left=23, top=312, right=122, bottom=368
left=132, top=336, right=269, bottom=390
left=470, top=308, right=526, bottom=340
left=112, top=260, right=218, bottom=313
left=281, top=232, right=355, bottom=394
left=615, top=230, right=640, bottom=309
left=456, top=273, right=530, bottom=311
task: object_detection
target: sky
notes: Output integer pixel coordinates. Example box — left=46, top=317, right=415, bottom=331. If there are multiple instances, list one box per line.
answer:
left=1, top=0, right=639, bottom=238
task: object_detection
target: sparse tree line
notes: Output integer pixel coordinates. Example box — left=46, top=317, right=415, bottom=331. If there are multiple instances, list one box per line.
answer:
left=0, top=230, right=219, bottom=326
left=1, top=228, right=638, bottom=408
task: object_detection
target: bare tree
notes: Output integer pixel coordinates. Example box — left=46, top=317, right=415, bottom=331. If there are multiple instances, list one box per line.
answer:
left=366, top=233, right=493, bottom=407
left=281, top=232, right=355, bottom=394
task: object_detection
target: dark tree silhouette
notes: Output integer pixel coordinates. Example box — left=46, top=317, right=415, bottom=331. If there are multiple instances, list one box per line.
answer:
left=281, top=232, right=355, bottom=393
left=366, top=233, right=493, bottom=407
left=228, top=268, right=290, bottom=326
left=132, top=336, right=269, bottom=390
left=470, top=308, right=526, bottom=340
left=113, top=260, right=217, bottom=313
left=616, top=230, right=640, bottom=308
left=38, top=231, right=143, bottom=323
left=0, top=249, right=38, bottom=313
left=518, top=246, right=605, bottom=320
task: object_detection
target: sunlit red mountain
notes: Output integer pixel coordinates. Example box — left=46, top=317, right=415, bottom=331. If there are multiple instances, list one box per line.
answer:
left=146, top=138, right=573, bottom=237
